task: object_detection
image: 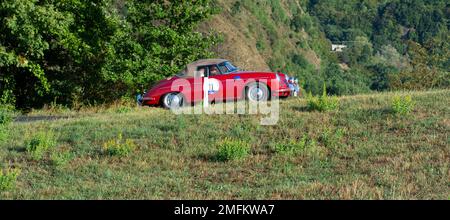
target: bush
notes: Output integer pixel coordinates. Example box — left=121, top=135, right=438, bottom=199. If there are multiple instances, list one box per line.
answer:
left=102, top=133, right=136, bottom=157
left=0, top=168, right=20, bottom=191
left=216, top=139, right=250, bottom=162
left=26, top=131, right=57, bottom=160
left=274, top=135, right=308, bottom=155
left=0, top=108, right=13, bottom=125
left=392, top=95, right=415, bottom=115
left=307, top=84, right=339, bottom=112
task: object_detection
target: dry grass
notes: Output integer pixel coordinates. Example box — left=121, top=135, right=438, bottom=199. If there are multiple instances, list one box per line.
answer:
left=0, top=89, right=448, bottom=199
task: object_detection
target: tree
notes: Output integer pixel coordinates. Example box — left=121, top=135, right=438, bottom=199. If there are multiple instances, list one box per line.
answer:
left=101, top=0, right=220, bottom=96
left=341, top=36, right=373, bottom=66
left=0, top=0, right=219, bottom=109
left=389, top=41, right=449, bottom=90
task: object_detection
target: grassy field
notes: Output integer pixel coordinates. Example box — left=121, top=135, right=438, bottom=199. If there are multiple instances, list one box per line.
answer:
left=0, top=90, right=449, bottom=199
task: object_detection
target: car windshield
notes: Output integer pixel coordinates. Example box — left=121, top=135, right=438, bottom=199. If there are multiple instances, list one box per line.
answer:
left=219, top=61, right=239, bottom=74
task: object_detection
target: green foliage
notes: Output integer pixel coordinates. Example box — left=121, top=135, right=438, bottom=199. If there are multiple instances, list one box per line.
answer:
left=307, top=84, right=339, bottom=112
left=389, top=41, right=450, bottom=90
left=307, top=0, right=449, bottom=91
left=50, top=150, right=73, bottom=168
left=273, top=135, right=308, bottom=156
left=102, top=133, right=136, bottom=157
left=26, top=131, right=57, bottom=160
left=341, top=36, right=373, bottom=65
left=0, top=0, right=219, bottom=109
left=0, top=108, right=11, bottom=143
left=0, top=168, right=20, bottom=191
left=291, top=14, right=314, bottom=33
left=322, top=64, right=371, bottom=95
left=367, top=63, right=398, bottom=91
left=0, top=108, right=13, bottom=125
left=231, top=1, right=241, bottom=15
left=320, top=128, right=346, bottom=149
left=392, top=95, right=415, bottom=116
left=216, top=139, right=250, bottom=162
left=0, top=126, right=7, bottom=143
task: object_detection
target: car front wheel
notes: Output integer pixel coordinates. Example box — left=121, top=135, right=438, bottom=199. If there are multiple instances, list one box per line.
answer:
left=162, top=93, right=184, bottom=109
left=246, top=83, right=270, bottom=102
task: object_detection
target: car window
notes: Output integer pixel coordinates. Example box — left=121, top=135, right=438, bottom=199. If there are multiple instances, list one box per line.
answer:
left=218, top=62, right=229, bottom=74
left=224, top=62, right=239, bottom=72
left=209, top=65, right=220, bottom=76
left=196, top=66, right=207, bottom=77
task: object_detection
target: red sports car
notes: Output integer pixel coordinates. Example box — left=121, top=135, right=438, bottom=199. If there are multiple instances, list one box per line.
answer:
left=138, top=59, right=299, bottom=109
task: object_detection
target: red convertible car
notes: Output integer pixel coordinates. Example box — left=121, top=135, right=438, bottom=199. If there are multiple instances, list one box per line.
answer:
left=138, top=59, right=299, bottom=109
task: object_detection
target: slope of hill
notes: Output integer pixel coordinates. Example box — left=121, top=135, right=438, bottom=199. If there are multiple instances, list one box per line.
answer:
left=0, top=89, right=448, bottom=199
left=201, top=0, right=334, bottom=94
left=201, top=0, right=449, bottom=95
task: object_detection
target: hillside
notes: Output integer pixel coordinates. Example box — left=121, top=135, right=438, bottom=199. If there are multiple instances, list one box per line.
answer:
left=202, top=0, right=449, bottom=95
left=203, top=0, right=323, bottom=71
left=201, top=0, right=335, bottom=94
left=0, top=90, right=448, bottom=199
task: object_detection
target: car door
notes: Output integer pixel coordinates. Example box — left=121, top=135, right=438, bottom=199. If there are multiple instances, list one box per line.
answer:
left=205, top=64, right=225, bottom=102
left=186, top=65, right=222, bottom=103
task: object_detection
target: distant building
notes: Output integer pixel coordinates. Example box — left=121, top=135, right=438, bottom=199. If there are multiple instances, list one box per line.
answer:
left=331, top=44, right=347, bottom=52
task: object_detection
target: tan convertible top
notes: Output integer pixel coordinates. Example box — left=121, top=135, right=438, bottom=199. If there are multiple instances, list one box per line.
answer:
left=180, top=59, right=228, bottom=77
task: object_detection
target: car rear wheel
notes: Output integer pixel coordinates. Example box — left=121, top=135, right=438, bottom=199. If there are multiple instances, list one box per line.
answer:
left=162, top=93, right=184, bottom=109
left=246, top=83, right=270, bottom=102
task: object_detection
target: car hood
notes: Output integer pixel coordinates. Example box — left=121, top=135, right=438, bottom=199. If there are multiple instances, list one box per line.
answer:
left=231, top=71, right=287, bottom=78
left=148, top=76, right=178, bottom=91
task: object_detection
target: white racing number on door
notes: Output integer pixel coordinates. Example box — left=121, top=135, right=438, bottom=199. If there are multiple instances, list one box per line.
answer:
left=208, top=78, right=220, bottom=95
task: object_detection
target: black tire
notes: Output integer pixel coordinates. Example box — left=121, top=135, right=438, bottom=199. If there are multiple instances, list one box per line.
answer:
left=161, top=92, right=185, bottom=109
left=245, top=82, right=270, bottom=102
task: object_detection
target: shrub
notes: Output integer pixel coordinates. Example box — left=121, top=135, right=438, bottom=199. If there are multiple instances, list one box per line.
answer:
left=0, top=168, right=20, bottom=191
left=274, top=135, right=308, bottom=155
left=103, top=133, right=136, bottom=157
left=392, top=95, right=415, bottom=115
left=216, top=139, right=250, bottom=162
left=0, top=108, right=13, bottom=125
left=231, top=1, right=241, bottom=15
left=26, top=131, right=57, bottom=160
left=274, top=135, right=324, bottom=158
left=307, top=84, right=339, bottom=112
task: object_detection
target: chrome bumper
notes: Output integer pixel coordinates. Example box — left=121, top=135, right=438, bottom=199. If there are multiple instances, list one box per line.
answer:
left=136, top=94, right=144, bottom=106
left=286, top=76, right=300, bottom=97
left=288, top=83, right=300, bottom=97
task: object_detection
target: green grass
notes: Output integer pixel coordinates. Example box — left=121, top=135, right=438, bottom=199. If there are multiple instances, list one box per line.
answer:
left=0, top=90, right=449, bottom=199
left=216, top=139, right=250, bottom=162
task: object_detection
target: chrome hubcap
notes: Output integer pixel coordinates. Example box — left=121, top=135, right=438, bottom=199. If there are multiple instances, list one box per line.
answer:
left=165, top=93, right=182, bottom=108
left=249, top=87, right=266, bottom=101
